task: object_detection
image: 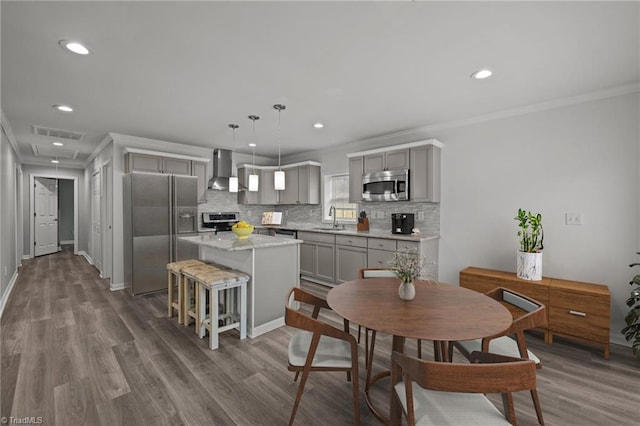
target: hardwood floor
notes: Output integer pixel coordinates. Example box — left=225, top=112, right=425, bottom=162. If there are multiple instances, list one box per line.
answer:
left=1, top=246, right=639, bottom=425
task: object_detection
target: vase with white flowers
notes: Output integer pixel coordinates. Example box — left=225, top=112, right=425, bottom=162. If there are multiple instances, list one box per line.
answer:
left=390, top=249, right=428, bottom=301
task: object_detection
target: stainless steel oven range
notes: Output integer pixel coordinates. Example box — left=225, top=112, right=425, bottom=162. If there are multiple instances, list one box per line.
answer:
left=201, top=211, right=240, bottom=234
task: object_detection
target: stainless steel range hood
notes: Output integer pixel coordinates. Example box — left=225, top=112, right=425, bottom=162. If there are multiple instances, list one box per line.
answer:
left=208, top=148, right=232, bottom=190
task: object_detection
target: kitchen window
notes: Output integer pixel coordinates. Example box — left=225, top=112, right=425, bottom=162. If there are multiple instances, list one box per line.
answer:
left=323, top=173, right=357, bottom=222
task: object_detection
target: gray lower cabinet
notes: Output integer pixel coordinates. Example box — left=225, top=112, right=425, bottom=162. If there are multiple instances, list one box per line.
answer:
left=335, top=235, right=367, bottom=283
left=298, top=231, right=335, bottom=283
left=367, top=248, right=394, bottom=269
left=300, top=231, right=438, bottom=284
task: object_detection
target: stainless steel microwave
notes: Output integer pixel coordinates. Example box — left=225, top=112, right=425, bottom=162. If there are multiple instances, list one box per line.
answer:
left=362, top=169, right=409, bottom=201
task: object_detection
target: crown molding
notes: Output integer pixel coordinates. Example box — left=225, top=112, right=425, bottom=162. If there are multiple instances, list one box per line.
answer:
left=342, top=83, right=640, bottom=148
left=83, top=133, right=113, bottom=168
left=1, top=110, right=23, bottom=163
left=347, top=138, right=442, bottom=158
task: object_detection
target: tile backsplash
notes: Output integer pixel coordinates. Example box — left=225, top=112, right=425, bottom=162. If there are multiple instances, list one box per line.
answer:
left=199, top=189, right=440, bottom=235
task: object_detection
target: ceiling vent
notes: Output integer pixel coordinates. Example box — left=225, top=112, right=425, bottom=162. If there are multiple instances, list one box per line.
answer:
left=32, top=125, right=85, bottom=141
left=31, top=144, right=79, bottom=159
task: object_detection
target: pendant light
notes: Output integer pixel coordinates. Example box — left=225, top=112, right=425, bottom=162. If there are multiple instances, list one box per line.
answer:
left=228, top=124, right=239, bottom=193
left=248, top=115, right=260, bottom=192
left=273, top=104, right=286, bottom=190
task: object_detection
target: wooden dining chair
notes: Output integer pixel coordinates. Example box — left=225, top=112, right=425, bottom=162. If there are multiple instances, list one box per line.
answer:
left=390, top=350, right=542, bottom=426
left=284, top=287, right=360, bottom=426
left=452, top=286, right=547, bottom=424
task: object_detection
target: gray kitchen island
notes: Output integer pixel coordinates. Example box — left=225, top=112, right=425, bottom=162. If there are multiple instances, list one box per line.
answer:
left=179, top=233, right=301, bottom=338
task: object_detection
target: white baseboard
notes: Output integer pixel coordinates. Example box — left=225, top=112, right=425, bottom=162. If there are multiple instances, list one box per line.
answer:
left=110, top=282, right=126, bottom=292
left=78, top=251, right=94, bottom=265
left=0, top=270, right=19, bottom=319
left=60, top=240, right=74, bottom=245
left=22, top=255, right=30, bottom=261
left=610, top=334, right=631, bottom=347
left=249, top=317, right=285, bottom=339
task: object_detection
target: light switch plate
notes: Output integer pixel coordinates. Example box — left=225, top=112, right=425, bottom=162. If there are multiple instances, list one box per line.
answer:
left=565, top=213, right=583, bottom=225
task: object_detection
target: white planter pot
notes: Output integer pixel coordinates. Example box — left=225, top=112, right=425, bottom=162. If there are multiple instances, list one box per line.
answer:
left=516, top=251, right=543, bottom=281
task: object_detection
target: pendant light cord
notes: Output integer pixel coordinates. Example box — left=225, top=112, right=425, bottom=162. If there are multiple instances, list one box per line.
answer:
left=273, top=104, right=286, bottom=170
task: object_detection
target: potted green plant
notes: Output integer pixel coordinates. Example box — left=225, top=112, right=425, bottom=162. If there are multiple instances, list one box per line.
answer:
left=515, top=208, right=544, bottom=281
left=622, top=253, right=640, bottom=360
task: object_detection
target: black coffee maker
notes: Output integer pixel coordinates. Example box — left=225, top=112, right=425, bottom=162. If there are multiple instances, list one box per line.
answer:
left=391, top=213, right=414, bottom=234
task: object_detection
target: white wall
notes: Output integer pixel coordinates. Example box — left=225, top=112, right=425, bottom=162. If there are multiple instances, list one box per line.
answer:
left=1, top=123, right=21, bottom=314
left=436, top=93, right=638, bottom=345
left=283, top=92, right=638, bottom=345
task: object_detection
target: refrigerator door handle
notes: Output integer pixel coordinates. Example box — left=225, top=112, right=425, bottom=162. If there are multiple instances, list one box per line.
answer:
left=169, top=176, right=174, bottom=262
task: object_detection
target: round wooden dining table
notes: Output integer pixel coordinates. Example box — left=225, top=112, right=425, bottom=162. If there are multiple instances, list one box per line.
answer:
left=327, top=278, right=513, bottom=423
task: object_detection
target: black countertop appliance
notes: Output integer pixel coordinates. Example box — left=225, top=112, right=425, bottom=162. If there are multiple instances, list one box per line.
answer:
left=392, top=213, right=414, bottom=234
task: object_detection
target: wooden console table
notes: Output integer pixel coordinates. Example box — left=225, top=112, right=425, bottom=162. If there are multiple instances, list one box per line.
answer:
left=460, top=267, right=611, bottom=359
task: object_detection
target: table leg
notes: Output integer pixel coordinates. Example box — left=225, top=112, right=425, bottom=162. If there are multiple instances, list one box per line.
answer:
left=198, top=284, right=206, bottom=338
left=239, top=283, right=247, bottom=340
left=209, top=289, right=220, bottom=350
left=389, top=335, right=405, bottom=426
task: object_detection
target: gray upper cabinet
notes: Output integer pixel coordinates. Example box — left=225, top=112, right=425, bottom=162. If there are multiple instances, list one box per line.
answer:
left=260, top=169, right=278, bottom=204
left=279, top=164, right=320, bottom=205
left=237, top=167, right=260, bottom=204
left=348, top=140, right=442, bottom=203
left=349, top=156, right=364, bottom=203
left=126, top=153, right=191, bottom=175
left=278, top=168, right=299, bottom=204
left=192, top=161, right=207, bottom=203
left=410, top=144, right=441, bottom=202
left=363, top=148, right=410, bottom=173
left=236, top=162, right=321, bottom=205
left=163, top=157, right=192, bottom=175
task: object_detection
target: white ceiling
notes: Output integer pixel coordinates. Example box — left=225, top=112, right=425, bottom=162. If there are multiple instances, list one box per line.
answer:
left=2, top=1, right=638, bottom=168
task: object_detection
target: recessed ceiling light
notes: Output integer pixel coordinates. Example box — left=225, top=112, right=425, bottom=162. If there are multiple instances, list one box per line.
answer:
left=52, top=142, right=64, bottom=146
left=50, top=159, right=60, bottom=164
left=471, top=69, right=493, bottom=80
left=59, top=40, right=90, bottom=55
left=53, top=104, right=74, bottom=112
left=248, top=143, right=257, bottom=147
left=313, top=122, right=324, bottom=129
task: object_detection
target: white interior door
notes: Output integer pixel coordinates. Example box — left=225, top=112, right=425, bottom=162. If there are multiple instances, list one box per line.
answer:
left=34, top=177, right=58, bottom=256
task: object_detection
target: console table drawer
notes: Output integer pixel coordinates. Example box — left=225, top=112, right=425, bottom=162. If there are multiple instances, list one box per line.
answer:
left=549, top=307, right=609, bottom=343
left=549, top=287, right=610, bottom=343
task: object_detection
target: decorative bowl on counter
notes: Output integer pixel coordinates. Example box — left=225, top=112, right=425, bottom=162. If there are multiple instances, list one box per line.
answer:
left=231, top=222, right=254, bottom=239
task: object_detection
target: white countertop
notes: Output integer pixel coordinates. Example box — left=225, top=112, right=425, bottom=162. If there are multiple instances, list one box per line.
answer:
left=180, top=234, right=302, bottom=252
left=256, top=223, right=439, bottom=242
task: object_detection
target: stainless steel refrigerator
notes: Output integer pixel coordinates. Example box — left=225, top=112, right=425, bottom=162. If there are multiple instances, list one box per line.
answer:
left=123, top=172, right=199, bottom=295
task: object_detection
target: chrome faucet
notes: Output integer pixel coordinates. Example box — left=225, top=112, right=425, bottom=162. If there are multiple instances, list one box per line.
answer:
left=329, top=205, right=338, bottom=228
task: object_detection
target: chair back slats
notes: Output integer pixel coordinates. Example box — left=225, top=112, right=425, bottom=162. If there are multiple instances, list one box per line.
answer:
left=391, top=350, right=539, bottom=426
left=504, top=290, right=540, bottom=313
left=393, top=351, right=537, bottom=394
